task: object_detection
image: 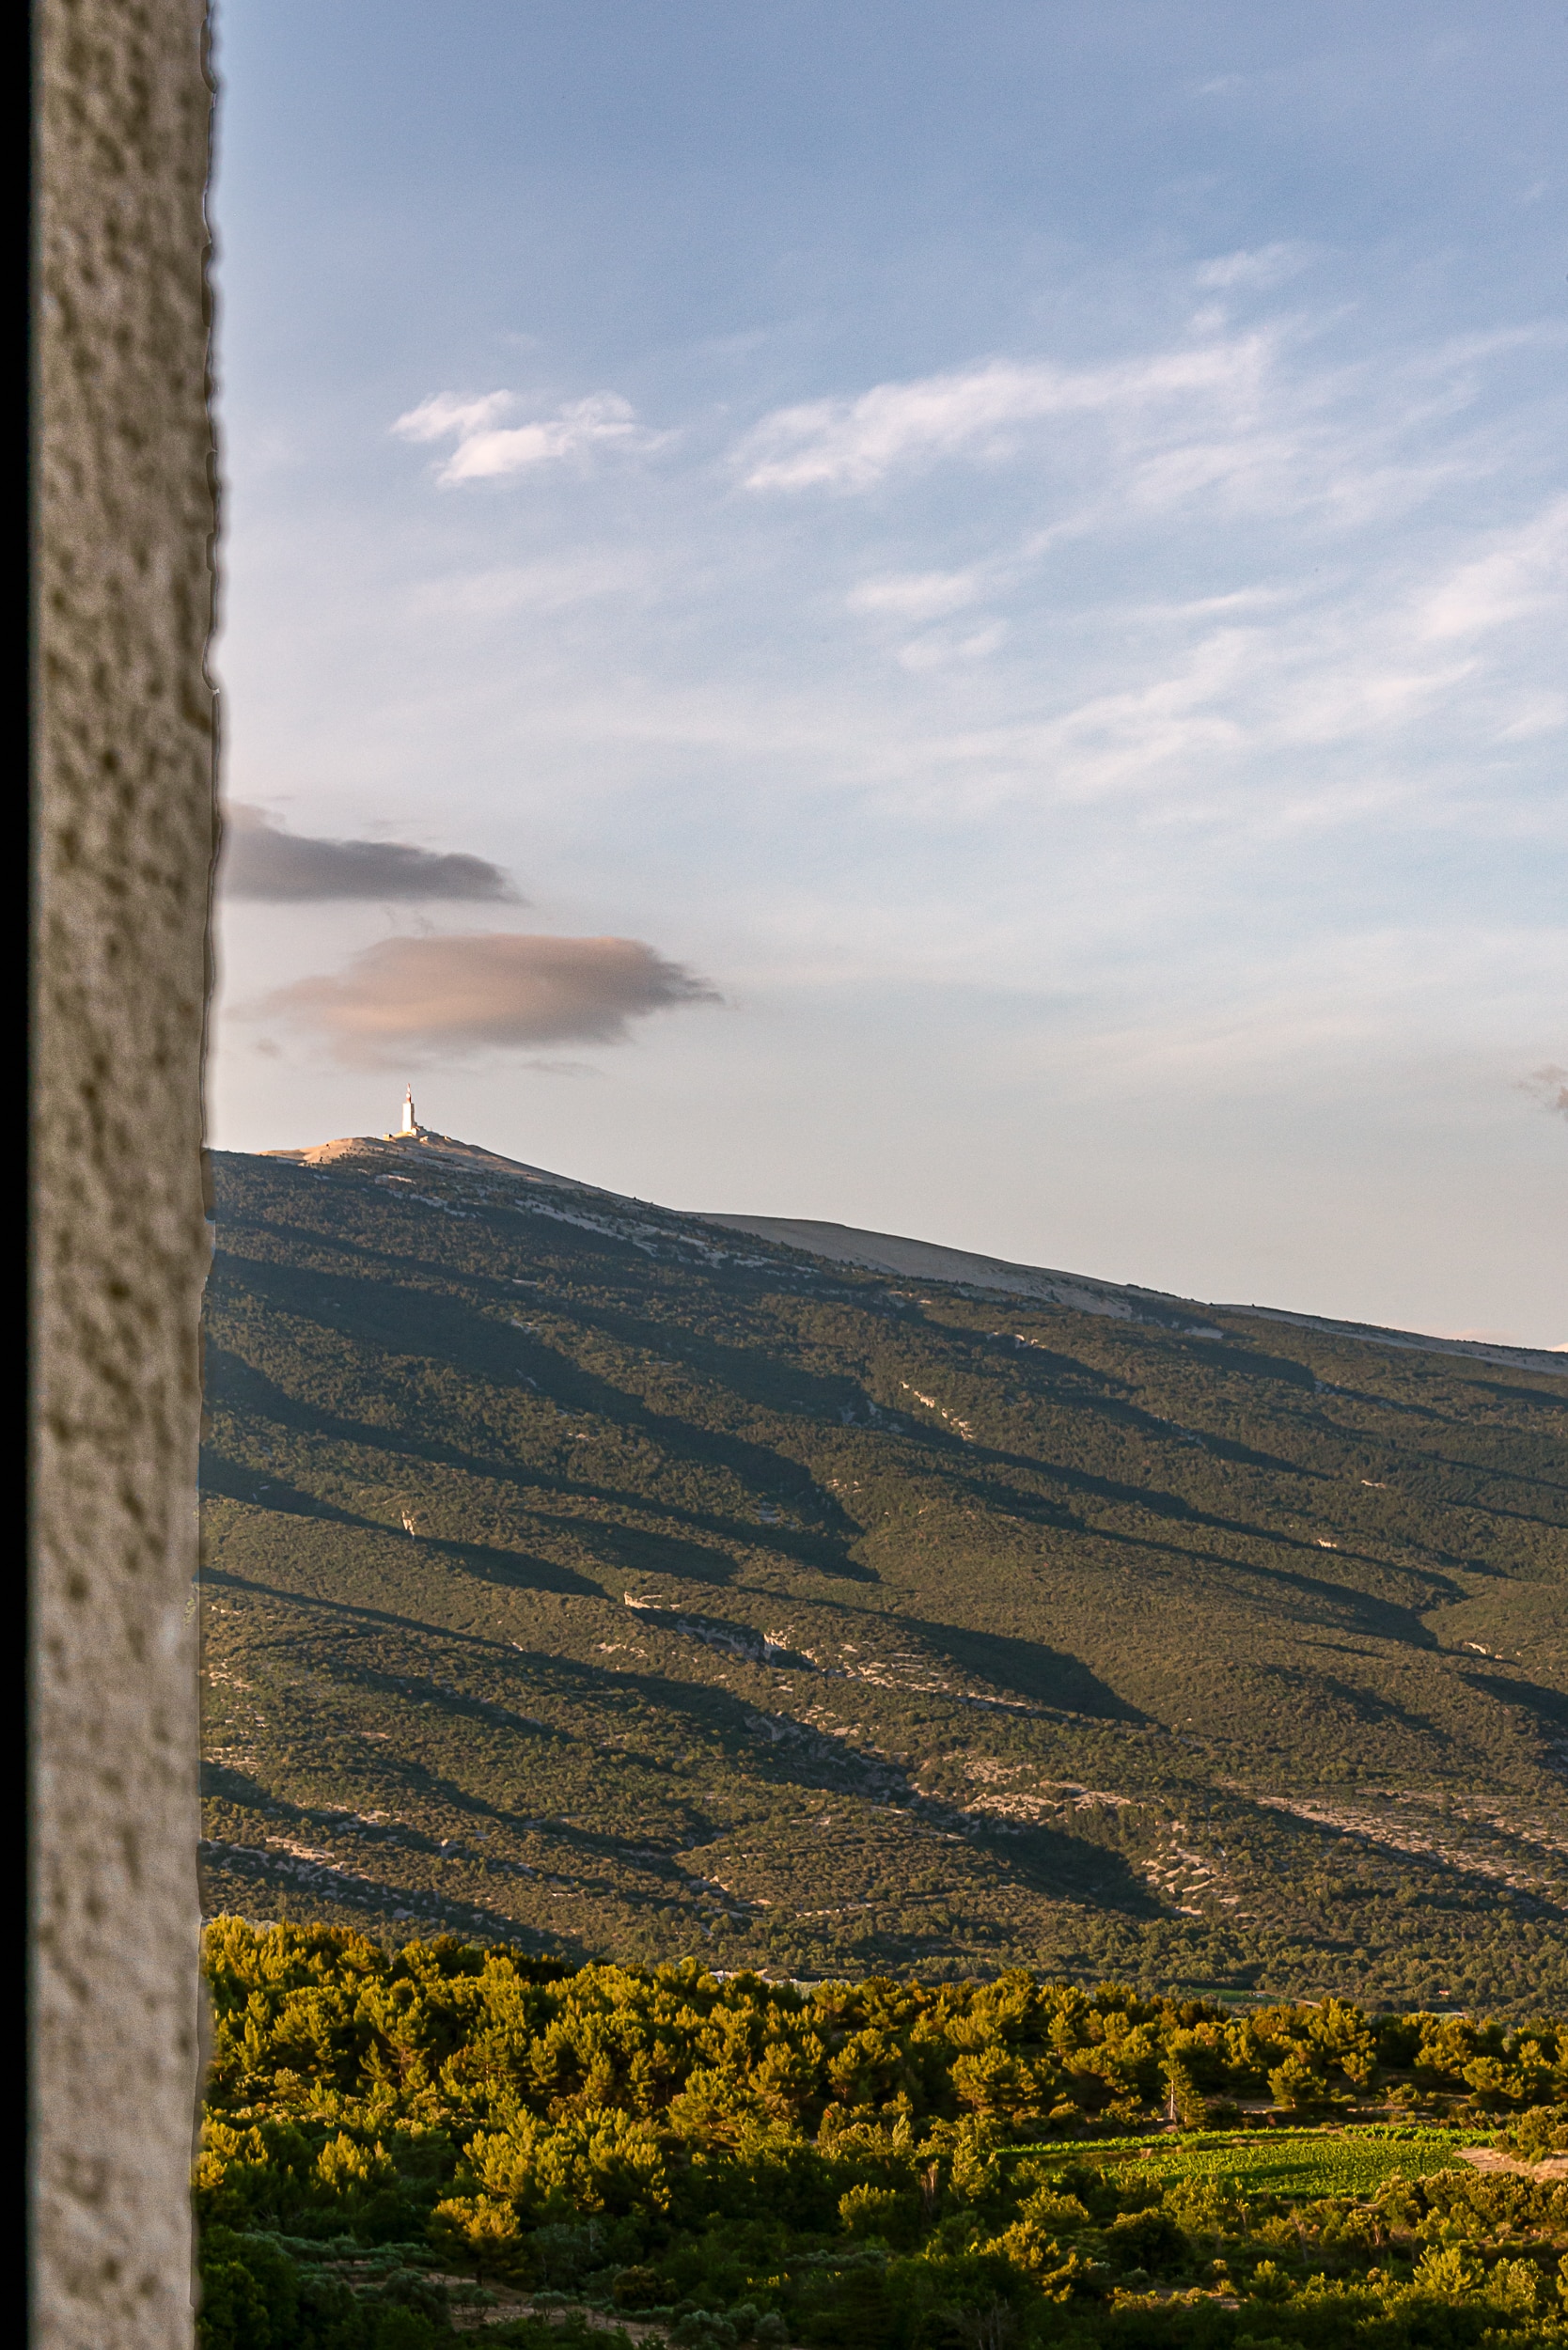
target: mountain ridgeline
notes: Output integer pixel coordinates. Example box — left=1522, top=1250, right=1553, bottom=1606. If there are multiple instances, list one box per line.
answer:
left=199, top=1133, right=1568, bottom=2010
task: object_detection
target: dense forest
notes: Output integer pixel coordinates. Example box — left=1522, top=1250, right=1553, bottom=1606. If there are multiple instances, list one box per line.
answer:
left=200, top=1141, right=1568, bottom=2008
left=197, top=1921, right=1568, bottom=2349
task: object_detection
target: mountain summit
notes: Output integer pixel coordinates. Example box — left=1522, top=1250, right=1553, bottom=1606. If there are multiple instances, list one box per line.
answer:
left=201, top=1127, right=1568, bottom=2009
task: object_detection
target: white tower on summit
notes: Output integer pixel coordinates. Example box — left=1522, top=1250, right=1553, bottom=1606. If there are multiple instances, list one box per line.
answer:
left=400, top=1086, right=417, bottom=1135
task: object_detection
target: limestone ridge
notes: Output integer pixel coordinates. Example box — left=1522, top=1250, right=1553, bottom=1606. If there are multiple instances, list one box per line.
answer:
left=261, top=1117, right=1564, bottom=1381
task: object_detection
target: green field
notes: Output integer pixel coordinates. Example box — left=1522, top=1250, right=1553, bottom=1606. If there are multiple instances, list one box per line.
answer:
left=1011, top=2126, right=1470, bottom=2197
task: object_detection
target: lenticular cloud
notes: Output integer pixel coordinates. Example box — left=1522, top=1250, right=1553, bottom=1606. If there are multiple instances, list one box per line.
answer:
left=261, top=932, right=720, bottom=1063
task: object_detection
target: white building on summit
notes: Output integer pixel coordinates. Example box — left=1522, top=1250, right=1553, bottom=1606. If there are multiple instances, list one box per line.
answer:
left=384, top=1088, right=428, bottom=1141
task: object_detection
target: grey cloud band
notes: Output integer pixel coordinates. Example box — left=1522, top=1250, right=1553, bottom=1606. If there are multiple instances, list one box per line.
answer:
left=221, top=803, right=521, bottom=902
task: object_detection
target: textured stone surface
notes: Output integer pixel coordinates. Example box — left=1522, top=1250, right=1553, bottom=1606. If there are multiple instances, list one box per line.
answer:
left=32, top=3, right=216, bottom=2344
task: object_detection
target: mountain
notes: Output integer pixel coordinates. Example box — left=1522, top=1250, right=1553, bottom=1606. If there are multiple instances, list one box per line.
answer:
left=199, top=1128, right=1568, bottom=2012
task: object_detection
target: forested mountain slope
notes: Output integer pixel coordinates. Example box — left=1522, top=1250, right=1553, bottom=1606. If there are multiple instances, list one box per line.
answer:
left=199, top=1135, right=1568, bottom=2009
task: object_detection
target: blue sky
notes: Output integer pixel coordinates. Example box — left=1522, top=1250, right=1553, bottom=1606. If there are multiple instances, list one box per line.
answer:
left=210, top=1, right=1566, bottom=1344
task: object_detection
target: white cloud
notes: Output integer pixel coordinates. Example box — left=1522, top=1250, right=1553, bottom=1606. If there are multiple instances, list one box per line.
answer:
left=392, top=389, right=658, bottom=485
left=737, top=341, right=1268, bottom=493
left=817, top=528, right=1543, bottom=822
left=847, top=568, right=984, bottom=620
left=1416, top=496, right=1568, bottom=641
left=392, top=391, right=515, bottom=445
left=1498, top=696, right=1568, bottom=741
left=897, top=622, right=1009, bottom=672
left=734, top=323, right=1554, bottom=553
left=1195, top=243, right=1313, bottom=292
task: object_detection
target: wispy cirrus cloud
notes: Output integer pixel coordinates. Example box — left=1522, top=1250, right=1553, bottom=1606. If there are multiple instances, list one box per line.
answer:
left=393, top=389, right=662, bottom=484
left=736, top=340, right=1270, bottom=493
left=1194, top=243, right=1314, bottom=292
left=845, top=568, right=986, bottom=621
left=1417, top=496, right=1568, bottom=642
left=258, top=932, right=720, bottom=1064
left=732, top=324, right=1564, bottom=546
left=805, top=477, right=1564, bottom=821
left=760, top=307, right=1566, bottom=736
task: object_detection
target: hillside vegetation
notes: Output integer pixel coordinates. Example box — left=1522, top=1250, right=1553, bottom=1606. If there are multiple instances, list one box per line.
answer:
left=200, top=1140, right=1568, bottom=2008
left=195, top=1922, right=1568, bottom=2349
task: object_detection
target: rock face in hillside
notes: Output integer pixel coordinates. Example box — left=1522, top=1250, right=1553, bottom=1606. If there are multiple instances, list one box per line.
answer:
left=199, top=1136, right=1568, bottom=2010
